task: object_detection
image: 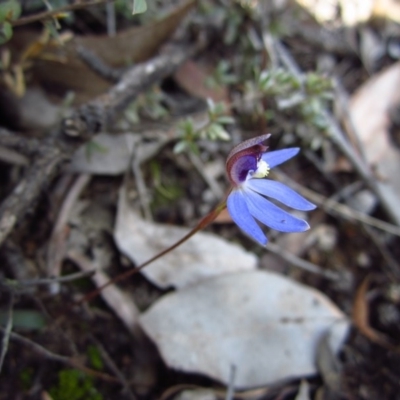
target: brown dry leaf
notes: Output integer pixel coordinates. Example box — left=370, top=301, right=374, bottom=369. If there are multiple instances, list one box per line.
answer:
left=348, top=61, right=400, bottom=224
left=11, top=0, right=194, bottom=103
left=352, top=275, right=394, bottom=349
left=174, top=60, right=230, bottom=104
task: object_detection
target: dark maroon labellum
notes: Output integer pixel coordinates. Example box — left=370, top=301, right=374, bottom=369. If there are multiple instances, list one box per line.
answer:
left=226, top=134, right=270, bottom=185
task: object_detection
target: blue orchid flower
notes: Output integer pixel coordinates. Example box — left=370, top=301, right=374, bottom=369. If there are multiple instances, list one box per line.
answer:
left=226, top=134, right=316, bottom=245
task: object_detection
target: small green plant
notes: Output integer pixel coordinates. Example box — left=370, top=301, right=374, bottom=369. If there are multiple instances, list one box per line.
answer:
left=49, top=369, right=103, bottom=400
left=174, top=99, right=233, bottom=154
left=150, top=160, right=184, bottom=205
left=19, top=367, right=34, bottom=391
left=86, top=345, right=104, bottom=371
left=242, top=67, right=333, bottom=134
left=0, top=0, right=21, bottom=45
left=125, top=86, right=169, bottom=124
left=205, top=60, right=238, bottom=88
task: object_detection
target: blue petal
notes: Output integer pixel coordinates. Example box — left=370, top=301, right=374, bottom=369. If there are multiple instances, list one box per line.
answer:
left=227, top=190, right=267, bottom=245
left=246, top=179, right=316, bottom=211
left=244, top=189, right=310, bottom=233
left=261, top=148, right=299, bottom=168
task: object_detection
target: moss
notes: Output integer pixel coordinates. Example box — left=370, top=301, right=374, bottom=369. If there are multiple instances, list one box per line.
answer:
left=49, top=369, right=103, bottom=400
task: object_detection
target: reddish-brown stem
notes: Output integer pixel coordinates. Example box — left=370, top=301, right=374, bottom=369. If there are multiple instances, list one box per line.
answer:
left=77, top=199, right=228, bottom=304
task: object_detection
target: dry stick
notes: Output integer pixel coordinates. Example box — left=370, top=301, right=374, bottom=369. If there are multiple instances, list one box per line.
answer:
left=273, top=170, right=400, bottom=237
left=272, top=39, right=400, bottom=227
left=12, top=0, right=115, bottom=27
left=189, top=152, right=225, bottom=199
left=0, top=146, right=28, bottom=166
left=46, top=173, right=91, bottom=290
left=266, top=242, right=340, bottom=280
left=4, top=269, right=95, bottom=289
left=0, top=327, right=119, bottom=382
left=0, top=128, right=44, bottom=157
left=0, top=142, right=70, bottom=247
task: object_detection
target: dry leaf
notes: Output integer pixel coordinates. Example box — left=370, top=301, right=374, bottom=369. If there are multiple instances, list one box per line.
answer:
left=140, top=270, right=349, bottom=388
left=349, top=61, right=400, bottom=224
left=352, top=275, right=394, bottom=349
left=174, top=60, right=229, bottom=104
left=11, top=1, right=195, bottom=103
left=114, top=188, right=257, bottom=289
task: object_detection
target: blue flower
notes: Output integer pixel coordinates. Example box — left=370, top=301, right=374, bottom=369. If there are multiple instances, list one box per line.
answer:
left=226, top=134, right=316, bottom=245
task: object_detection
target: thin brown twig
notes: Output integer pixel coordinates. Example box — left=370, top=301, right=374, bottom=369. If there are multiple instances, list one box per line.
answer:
left=3, top=269, right=96, bottom=289
left=46, top=173, right=91, bottom=291
left=89, top=335, right=137, bottom=400
left=12, top=0, right=115, bottom=27
left=273, top=170, right=400, bottom=237
left=265, top=242, right=341, bottom=280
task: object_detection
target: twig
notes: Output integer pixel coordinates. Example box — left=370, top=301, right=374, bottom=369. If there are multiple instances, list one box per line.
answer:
left=12, top=0, right=115, bottom=27
left=3, top=269, right=95, bottom=289
left=0, top=292, right=14, bottom=374
left=64, top=37, right=205, bottom=138
left=89, top=335, right=137, bottom=400
left=77, top=45, right=125, bottom=82
left=0, top=141, right=70, bottom=247
left=332, top=76, right=368, bottom=164
left=266, top=242, right=341, bottom=280
left=46, top=173, right=91, bottom=292
left=188, top=152, right=225, bottom=200
left=0, top=327, right=119, bottom=382
left=0, top=146, right=28, bottom=166
left=273, top=170, right=400, bottom=237
left=0, top=128, right=43, bottom=157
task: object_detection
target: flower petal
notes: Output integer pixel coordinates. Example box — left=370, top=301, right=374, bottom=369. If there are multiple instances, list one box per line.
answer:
left=244, top=190, right=310, bottom=233
left=246, top=179, right=316, bottom=211
left=227, top=190, right=267, bottom=245
left=261, top=148, right=299, bottom=168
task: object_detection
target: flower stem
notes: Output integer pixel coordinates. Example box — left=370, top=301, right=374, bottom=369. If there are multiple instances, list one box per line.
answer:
left=79, top=200, right=227, bottom=304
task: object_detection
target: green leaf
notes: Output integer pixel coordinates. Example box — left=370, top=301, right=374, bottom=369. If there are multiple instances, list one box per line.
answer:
left=0, top=22, right=12, bottom=45
left=206, top=123, right=230, bottom=141
left=87, top=346, right=104, bottom=370
left=173, top=141, right=187, bottom=154
left=0, top=310, right=46, bottom=330
left=0, top=0, right=21, bottom=23
left=132, top=0, right=147, bottom=15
